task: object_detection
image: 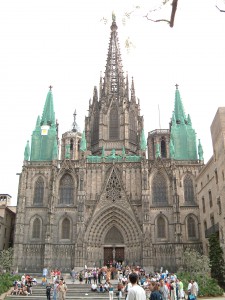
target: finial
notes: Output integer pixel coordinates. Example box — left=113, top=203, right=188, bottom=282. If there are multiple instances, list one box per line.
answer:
left=112, top=11, right=116, bottom=22
left=175, top=84, right=179, bottom=90
left=72, top=109, right=77, bottom=132
left=49, top=85, right=53, bottom=91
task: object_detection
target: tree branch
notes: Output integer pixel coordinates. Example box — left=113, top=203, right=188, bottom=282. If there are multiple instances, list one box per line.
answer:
left=144, top=0, right=179, bottom=28
left=216, top=5, right=225, bottom=12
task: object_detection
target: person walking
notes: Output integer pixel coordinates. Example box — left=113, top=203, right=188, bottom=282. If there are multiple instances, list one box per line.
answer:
left=57, top=280, right=67, bottom=300
left=46, top=283, right=52, bottom=300
left=109, top=282, right=114, bottom=300
left=127, top=272, right=146, bottom=300
left=149, top=282, right=163, bottom=300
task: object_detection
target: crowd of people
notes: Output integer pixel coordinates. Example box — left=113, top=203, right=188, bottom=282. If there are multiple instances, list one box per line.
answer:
left=10, top=265, right=199, bottom=300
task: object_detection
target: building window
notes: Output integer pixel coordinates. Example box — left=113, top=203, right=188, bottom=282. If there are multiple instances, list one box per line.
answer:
left=217, top=197, right=222, bottom=215
left=59, top=175, right=74, bottom=205
left=157, top=216, right=166, bottom=238
left=61, top=218, right=70, bottom=239
left=202, top=197, right=205, bottom=213
left=222, top=171, right=224, bottom=181
left=152, top=173, right=168, bottom=205
left=184, top=175, right=195, bottom=203
left=32, top=218, right=41, bottom=239
left=160, top=139, right=167, bottom=158
left=187, top=216, right=196, bottom=238
left=209, top=190, right=213, bottom=208
left=204, top=220, right=207, bottom=232
left=210, top=213, right=215, bottom=226
left=215, top=169, right=218, bottom=184
left=109, top=107, right=119, bottom=140
left=34, top=177, right=44, bottom=206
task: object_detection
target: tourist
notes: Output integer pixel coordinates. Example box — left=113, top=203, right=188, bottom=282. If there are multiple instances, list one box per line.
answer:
left=191, top=280, right=198, bottom=299
left=159, top=279, right=170, bottom=300
left=127, top=272, right=146, bottom=300
left=46, top=283, right=52, bottom=300
left=70, top=268, right=76, bottom=283
left=91, top=282, right=97, bottom=291
left=53, top=280, right=59, bottom=300
left=187, top=280, right=192, bottom=300
left=170, top=280, right=177, bottom=300
left=149, top=281, right=163, bottom=300
left=57, top=280, right=67, bottom=300
left=109, top=282, right=114, bottom=300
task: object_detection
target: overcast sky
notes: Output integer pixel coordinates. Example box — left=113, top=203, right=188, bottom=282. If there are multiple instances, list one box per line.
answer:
left=1, top=0, right=225, bottom=204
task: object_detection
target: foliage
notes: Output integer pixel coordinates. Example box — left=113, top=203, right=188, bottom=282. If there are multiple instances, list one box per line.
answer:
left=209, top=233, right=225, bottom=285
left=180, top=248, right=211, bottom=276
left=0, top=248, right=14, bottom=272
left=0, top=273, right=20, bottom=295
left=177, top=272, right=224, bottom=297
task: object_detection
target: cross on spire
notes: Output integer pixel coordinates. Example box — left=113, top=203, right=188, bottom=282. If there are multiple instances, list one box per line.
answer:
left=49, top=85, right=53, bottom=91
left=175, top=83, right=179, bottom=90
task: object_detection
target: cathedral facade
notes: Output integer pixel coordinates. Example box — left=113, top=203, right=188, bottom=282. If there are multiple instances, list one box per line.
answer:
left=13, top=19, right=204, bottom=273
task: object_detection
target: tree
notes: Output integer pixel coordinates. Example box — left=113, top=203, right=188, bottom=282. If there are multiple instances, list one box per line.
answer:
left=180, top=248, right=210, bottom=277
left=209, top=234, right=225, bottom=285
left=0, top=248, right=14, bottom=272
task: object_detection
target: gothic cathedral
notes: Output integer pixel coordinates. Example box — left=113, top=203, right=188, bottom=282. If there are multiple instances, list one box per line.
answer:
left=13, top=19, right=204, bottom=273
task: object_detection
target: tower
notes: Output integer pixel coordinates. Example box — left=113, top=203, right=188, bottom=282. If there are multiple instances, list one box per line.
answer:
left=85, top=17, right=143, bottom=157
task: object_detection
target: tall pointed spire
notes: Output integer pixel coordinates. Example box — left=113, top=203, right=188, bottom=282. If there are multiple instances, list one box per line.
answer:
left=72, top=109, right=77, bottom=132
left=131, top=77, right=136, bottom=103
left=102, top=14, right=125, bottom=97
left=30, top=87, right=57, bottom=161
left=170, top=85, right=197, bottom=160
left=174, top=84, right=186, bottom=124
left=41, top=86, right=55, bottom=126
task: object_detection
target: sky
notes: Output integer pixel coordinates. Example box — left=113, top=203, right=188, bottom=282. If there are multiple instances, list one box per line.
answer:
left=1, top=0, right=225, bottom=205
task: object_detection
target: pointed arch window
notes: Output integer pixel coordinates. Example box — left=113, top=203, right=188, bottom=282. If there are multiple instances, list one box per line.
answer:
left=157, top=216, right=166, bottom=238
left=34, top=177, right=44, bottom=206
left=161, top=139, right=167, bottom=158
left=184, top=175, right=195, bottom=204
left=109, top=107, right=119, bottom=139
left=152, top=173, right=168, bottom=205
left=59, top=175, right=74, bottom=205
left=129, top=111, right=137, bottom=144
left=32, top=218, right=41, bottom=239
left=187, top=216, right=196, bottom=238
left=61, top=218, right=70, bottom=239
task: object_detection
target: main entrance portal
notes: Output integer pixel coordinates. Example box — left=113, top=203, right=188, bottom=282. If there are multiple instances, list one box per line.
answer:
left=104, top=247, right=124, bottom=265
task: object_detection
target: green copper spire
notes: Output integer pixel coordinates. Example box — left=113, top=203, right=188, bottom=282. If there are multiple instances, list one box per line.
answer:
left=30, top=87, right=57, bottom=161
left=41, top=86, right=55, bottom=126
left=198, top=139, right=204, bottom=161
left=140, top=129, right=147, bottom=151
left=80, top=130, right=87, bottom=152
left=170, top=85, right=197, bottom=160
left=174, top=84, right=186, bottom=124
left=24, top=140, right=30, bottom=161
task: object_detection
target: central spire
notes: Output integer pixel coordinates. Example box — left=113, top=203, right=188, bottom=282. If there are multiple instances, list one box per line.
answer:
left=102, top=15, right=125, bottom=97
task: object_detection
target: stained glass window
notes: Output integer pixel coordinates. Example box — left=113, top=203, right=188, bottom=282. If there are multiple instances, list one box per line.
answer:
left=32, top=218, right=41, bottom=238
left=34, top=177, right=44, bottom=206
left=61, top=218, right=70, bottom=239
left=152, top=173, right=168, bottom=205
left=157, top=216, right=166, bottom=238
left=109, top=107, right=119, bottom=139
left=187, top=216, right=196, bottom=238
left=184, top=175, right=195, bottom=203
left=59, top=175, right=74, bottom=204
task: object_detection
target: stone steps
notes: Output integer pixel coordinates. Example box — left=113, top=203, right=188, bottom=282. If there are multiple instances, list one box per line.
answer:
left=5, top=283, right=125, bottom=300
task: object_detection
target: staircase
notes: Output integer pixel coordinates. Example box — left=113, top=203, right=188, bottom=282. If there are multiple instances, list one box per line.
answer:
left=5, top=282, right=123, bottom=300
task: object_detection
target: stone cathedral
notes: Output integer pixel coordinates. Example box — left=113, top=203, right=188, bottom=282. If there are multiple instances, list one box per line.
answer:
left=13, top=19, right=205, bottom=273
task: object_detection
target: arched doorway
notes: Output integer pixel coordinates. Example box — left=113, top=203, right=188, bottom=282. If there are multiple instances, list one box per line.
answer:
left=104, top=226, right=124, bottom=266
